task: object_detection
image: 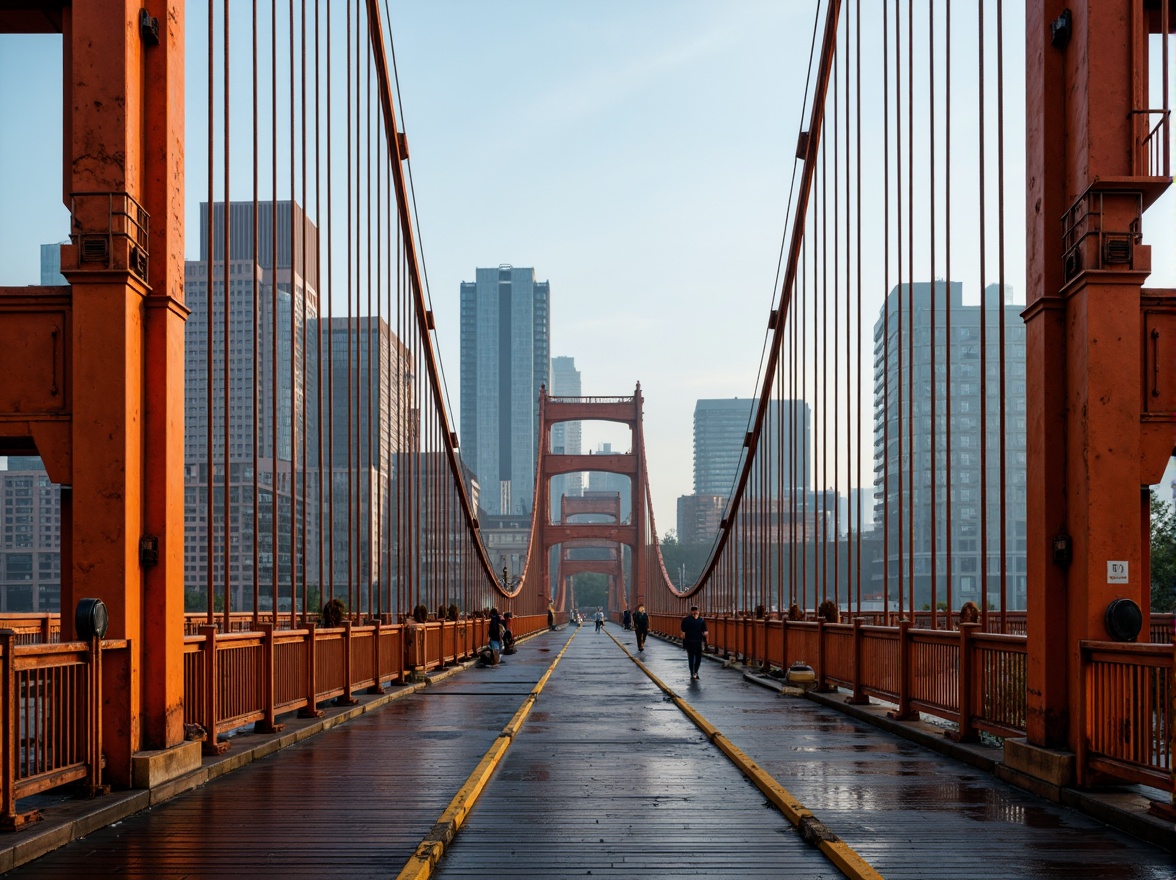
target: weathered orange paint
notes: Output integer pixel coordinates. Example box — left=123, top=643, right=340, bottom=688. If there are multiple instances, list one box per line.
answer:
left=1025, top=0, right=1176, bottom=754
left=48, top=0, right=188, bottom=773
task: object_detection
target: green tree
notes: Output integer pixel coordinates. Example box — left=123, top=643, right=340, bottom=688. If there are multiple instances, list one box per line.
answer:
left=1151, top=489, right=1176, bottom=613
left=572, top=573, right=609, bottom=610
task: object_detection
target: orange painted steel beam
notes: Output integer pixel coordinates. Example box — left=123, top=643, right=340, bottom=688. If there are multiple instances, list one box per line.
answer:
left=560, top=493, right=622, bottom=521
left=48, top=0, right=189, bottom=774
left=1025, top=0, right=1176, bottom=754
left=531, top=387, right=647, bottom=614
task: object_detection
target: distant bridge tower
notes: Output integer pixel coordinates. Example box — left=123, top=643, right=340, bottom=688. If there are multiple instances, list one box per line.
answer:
left=529, top=387, right=648, bottom=611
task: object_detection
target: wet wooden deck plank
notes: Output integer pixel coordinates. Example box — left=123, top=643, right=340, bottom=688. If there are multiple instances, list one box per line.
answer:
left=629, top=631, right=1176, bottom=880
left=4, top=636, right=573, bottom=880
left=432, top=628, right=843, bottom=879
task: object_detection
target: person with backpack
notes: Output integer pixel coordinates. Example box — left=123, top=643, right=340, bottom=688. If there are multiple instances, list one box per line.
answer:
left=488, top=608, right=504, bottom=666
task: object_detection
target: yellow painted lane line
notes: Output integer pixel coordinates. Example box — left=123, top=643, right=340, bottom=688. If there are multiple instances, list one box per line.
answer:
left=604, top=629, right=884, bottom=880
left=395, top=627, right=577, bottom=880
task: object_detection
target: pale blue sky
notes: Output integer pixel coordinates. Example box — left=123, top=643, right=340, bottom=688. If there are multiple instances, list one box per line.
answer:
left=2, top=3, right=1174, bottom=524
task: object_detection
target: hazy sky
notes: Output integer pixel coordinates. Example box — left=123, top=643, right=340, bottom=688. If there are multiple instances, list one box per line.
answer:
left=2, top=2, right=1174, bottom=524
left=384, top=0, right=817, bottom=525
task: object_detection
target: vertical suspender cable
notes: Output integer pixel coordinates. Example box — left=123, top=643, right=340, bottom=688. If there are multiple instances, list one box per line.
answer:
left=270, top=0, right=279, bottom=626
left=326, top=0, right=336, bottom=607
left=854, top=0, right=862, bottom=615
left=928, top=0, right=938, bottom=627
left=314, top=0, right=325, bottom=615
left=299, top=0, right=309, bottom=624
left=944, top=0, right=954, bottom=622
left=222, top=0, right=233, bottom=630
left=206, top=0, right=216, bottom=627
left=252, top=0, right=261, bottom=627
left=906, top=0, right=915, bottom=622
left=996, top=0, right=1008, bottom=631
left=977, top=0, right=989, bottom=631
left=288, top=0, right=299, bottom=629
left=882, top=0, right=890, bottom=622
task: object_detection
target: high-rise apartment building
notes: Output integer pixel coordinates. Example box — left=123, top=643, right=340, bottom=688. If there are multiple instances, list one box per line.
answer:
left=0, top=457, right=61, bottom=612
left=184, top=200, right=319, bottom=612
left=322, top=316, right=413, bottom=600
left=693, top=398, right=810, bottom=498
left=872, top=281, right=1027, bottom=610
left=549, top=355, right=582, bottom=520
left=459, top=265, right=550, bottom=516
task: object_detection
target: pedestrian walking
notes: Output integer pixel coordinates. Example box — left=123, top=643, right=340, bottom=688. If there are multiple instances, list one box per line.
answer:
left=487, top=607, right=504, bottom=665
left=632, top=603, right=649, bottom=652
left=622, top=608, right=632, bottom=630
left=594, top=608, right=605, bottom=632
left=680, top=605, right=708, bottom=679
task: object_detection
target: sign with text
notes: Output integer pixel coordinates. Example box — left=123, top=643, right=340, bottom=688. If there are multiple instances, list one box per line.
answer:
left=1107, top=561, right=1129, bottom=584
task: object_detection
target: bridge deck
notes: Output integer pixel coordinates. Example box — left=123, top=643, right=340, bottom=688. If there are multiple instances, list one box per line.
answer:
left=4, top=627, right=1173, bottom=879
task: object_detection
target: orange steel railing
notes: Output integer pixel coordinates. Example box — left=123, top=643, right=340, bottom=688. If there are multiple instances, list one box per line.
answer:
left=650, top=612, right=1169, bottom=797
left=181, top=614, right=544, bottom=753
left=1079, top=641, right=1173, bottom=791
left=0, top=631, right=126, bottom=829
left=0, top=616, right=61, bottom=645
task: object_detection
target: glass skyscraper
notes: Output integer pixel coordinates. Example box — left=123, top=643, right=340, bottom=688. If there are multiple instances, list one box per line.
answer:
left=549, top=355, right=582, bottom=520
left=872, top=280, right=1027, bottom=610
left=459, top=265, right=550, bottom=516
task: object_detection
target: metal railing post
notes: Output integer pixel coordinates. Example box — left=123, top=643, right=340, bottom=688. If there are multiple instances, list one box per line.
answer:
left=816, top=618, right=830, bottom=692
left=954, top=623, right=980, bottom=742
left=299, top=622, right=323, bottom=718
left=199, top=625, right=229, bottom=754
left=0, top=629, right=32, bottom=829
left=368, top=619, right=385, bottom=695
left=847, top=618, right=869, bottom=705
left=255, top=623, right=283, bottom=734
left=339, top=621, right=357, bottom=705
left=86, top=635, right=108, bottom=795
left=892, top=619, right=915, bottom=720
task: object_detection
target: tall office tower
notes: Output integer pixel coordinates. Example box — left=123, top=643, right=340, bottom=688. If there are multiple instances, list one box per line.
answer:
left=549, top=355, right=582, bottom=520
left=872, top=281, right=1027, bottom=610
left=693, top=398, right=810, bottom=498
left=0, top=457, right=61, bottom=612
left=184, top=200, right=319, bottom=613
left=459, top=265, right=550, bottom=516
left=39, top=242, right=67, bottom=285
left=322, top=317, right=413, bottom=606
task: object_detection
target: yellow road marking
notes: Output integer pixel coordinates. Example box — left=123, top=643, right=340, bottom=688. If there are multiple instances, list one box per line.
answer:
left=604, top=629, right=885, bottom=880
left=394, top=626, right=577, bottom=880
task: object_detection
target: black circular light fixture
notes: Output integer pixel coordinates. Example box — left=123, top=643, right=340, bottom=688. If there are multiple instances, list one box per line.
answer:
left=1104, top=598, right=1142, bottom=642
left=76, top=598, right=110, bottom=641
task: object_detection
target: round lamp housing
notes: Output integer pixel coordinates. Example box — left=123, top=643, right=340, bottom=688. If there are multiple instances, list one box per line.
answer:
left=76, top=598, right=110, bottom=641
left=1104, top=598, right=1142, bottom=642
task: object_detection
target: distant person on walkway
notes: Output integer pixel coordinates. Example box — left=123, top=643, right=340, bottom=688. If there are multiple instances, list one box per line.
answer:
left=632, top=603, right=650, bottom=652
left=680, top=606, right=708, bottom=680
left=547, top=606, right=556, bottom=630
left=594, top=609, right=605, bottom=632
left=488, top=608, right=504, bottom=665
left=622, top=608, right=632, bottom=630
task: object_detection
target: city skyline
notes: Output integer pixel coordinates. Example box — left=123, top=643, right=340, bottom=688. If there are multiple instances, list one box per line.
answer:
left=2, top=6, right=1174, bottom=532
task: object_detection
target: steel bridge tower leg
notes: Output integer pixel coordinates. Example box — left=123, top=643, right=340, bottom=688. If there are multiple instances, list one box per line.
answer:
left=56, top=1, right=189, bottom=781
left=1021, top=0, right=1175, bottom=784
